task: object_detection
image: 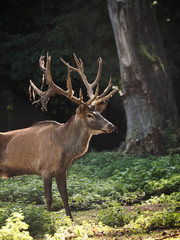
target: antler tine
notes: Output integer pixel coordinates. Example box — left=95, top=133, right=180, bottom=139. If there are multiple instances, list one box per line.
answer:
left=79, top=88, right=83, bottom=102
left=29, top=53, right=83, bottom=111
left=86, top=83, right=99, bottom=105
left=60, top=54, right=117, bottom=106
left=67, top=65, right=74, bottom=99
left=93, top=88, right=117, bottom=106
left=85, top=57, right=102, bottom=100
left=79, top=58, right=84, bottom=73
left=60, top=56, right=79, bottom=73
left=61, top=54, right=101, bottom=101
left=39, top=55, right=45, bottom=71
left=29, top=79, right=43, bottom=97
left=46, top=53, right=53, bottom=86
left=92, top=57, right=102, bottom=89
left=72, top=54, right=92, bottom=94
left=29, top=79, right=51, bottom=111
left=30, top=53, right=117, bottom=110
left=96, top=77, right=112, bottom=100
left=39, top=53, right=52, bottom=86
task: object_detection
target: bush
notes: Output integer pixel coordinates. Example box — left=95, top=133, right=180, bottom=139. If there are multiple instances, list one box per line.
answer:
left=45, top=221, right=111, bottom=240
left=0, top=176, right=45, bottom=204
left=145, top=192, right=180, bottom=206
left=0, top=203, right=70, bottom=237
left=129, top=210, right=180, bottom=231
left=0, top=212, right=32, bottom=240
left=98, top=202, right=134, bottom=227
left=0, top=152, right=180, bottom=237
left=144, top=175, right=180, bottom=195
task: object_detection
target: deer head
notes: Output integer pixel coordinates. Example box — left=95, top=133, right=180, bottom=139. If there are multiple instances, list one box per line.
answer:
left=29, top=53, right=117, bottom=135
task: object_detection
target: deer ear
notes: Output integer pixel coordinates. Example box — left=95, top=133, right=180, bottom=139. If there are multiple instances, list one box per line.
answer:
left=95, top=101, right=108, bottom=113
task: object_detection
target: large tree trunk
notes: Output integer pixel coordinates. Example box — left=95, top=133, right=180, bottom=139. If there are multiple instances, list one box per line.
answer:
left=107, top=0, right=179, bottom=154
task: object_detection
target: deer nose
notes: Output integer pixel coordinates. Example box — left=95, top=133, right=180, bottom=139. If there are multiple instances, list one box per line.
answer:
left=106, top=123, right=116, bottom=133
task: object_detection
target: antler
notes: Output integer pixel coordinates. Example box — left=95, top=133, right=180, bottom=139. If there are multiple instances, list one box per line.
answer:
left=60, top=54, right=117, bottom=106
left=29, top=53, right=117, bottom=111
left=29, top=52, right=82, bottom=111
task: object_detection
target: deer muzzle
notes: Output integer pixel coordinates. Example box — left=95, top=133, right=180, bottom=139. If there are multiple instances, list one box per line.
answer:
left=103, top=123, right=117, bottom=134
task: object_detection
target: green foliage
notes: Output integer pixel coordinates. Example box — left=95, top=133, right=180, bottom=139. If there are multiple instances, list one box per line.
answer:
left=145, top=192, right=180, bottom=206
left=99, top=203, right=180, bottom=231
left=70, top=152, right=180, bottom=198
left=144, top=174, right=180, bottom=195
left=98, top=192, right=180, bottom=229
left=0, top=176, right=45, bottom=204
left=98, top=202, right=133, bottom=227
left=0, top=203, right=72, bottom=237
left=0, top=152, right=180, bottom=237
left=45, top=221, right=111, bottom=240
left=0, top=212, right=32, bottom=240
left=128, top=210, right=180, bottom=232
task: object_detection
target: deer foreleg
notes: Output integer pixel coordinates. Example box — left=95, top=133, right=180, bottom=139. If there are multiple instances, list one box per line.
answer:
left=55, top=174, right=73, bottom=220
left=43, top=174, right=53, bottom=211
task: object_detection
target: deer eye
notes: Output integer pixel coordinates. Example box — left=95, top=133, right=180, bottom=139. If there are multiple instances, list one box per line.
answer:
left=87, top=113, right=95, bottom=119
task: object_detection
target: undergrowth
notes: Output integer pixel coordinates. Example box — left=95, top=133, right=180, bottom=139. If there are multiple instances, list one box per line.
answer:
left=0, top=152, right=179, bottom=238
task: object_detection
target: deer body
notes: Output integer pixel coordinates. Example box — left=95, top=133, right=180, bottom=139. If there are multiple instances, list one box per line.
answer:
left=0, top=53, right=117, bottom=219
left=1, top=122, right=69, bottom=177
left=0, top=114, right=105, bottom=177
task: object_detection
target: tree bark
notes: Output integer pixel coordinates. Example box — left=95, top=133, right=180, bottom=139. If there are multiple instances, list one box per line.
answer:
left=107, top=0, right=179, bottom=154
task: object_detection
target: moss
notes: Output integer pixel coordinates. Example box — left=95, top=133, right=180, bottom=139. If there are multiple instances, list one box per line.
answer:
left=139, top=43, right=167, bottom=77
left=155, top=55, right=167, bottom=77
left=140, top=44, right=155, bottom=63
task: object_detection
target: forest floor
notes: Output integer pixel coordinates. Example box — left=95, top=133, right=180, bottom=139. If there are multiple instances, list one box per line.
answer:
left=0, top=152, right=180, bottom=239
left=72, top=208, right=180, bottom=240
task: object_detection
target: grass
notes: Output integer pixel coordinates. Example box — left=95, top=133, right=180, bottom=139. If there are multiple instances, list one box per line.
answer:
left=0, top=152, right=180, bottom=239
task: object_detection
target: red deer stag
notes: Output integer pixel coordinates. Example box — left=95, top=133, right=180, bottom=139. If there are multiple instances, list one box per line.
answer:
left=0, top=53, right=117, bottom=219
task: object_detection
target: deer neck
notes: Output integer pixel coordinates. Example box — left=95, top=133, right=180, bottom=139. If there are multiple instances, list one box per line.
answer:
left=62, top=115, right=92, bottom=159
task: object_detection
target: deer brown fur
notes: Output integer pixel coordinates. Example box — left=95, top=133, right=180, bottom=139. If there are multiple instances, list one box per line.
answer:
left=0, top=53, right=117, bottom=219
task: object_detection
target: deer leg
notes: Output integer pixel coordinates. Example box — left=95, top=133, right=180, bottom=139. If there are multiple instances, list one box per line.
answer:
left=43, top=175, right=52, bottom=211
left=55, top=174, right=73, bottom=220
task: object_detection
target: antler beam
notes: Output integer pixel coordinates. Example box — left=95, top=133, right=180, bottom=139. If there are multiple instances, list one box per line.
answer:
left=60, top=54, right=117, bottom=105
left=60, top=54, right=102, bottom=100
left=29, top=53, right=82, bottom=111
left=29, top=53, right=117, bottom=111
